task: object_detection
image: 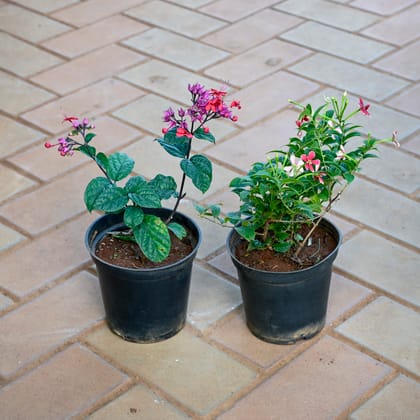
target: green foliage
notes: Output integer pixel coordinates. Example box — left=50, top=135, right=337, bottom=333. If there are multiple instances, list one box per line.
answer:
left=180, top=155, right=212, bottom=193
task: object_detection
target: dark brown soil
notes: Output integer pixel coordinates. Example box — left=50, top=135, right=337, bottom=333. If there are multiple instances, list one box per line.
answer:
left=235, top=223, right=338, bottom=272
left=95, top=229, right=195, bottom=269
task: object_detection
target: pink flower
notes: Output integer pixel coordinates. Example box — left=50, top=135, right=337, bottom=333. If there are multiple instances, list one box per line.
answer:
left=230, top=100, right=241, bottom=109
left=301, top=151, right=320, bottom=172
left=359, top=98, right=370, bottom=116
left=314, top=172, right=326, bottom=184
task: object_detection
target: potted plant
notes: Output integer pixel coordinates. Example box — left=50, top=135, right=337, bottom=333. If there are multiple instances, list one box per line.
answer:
left=45, top=83, right=241, bottom=343
left=197, top=93, right=398, bottom=344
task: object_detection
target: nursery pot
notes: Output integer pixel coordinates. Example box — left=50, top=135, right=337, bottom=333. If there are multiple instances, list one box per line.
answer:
left=227, top=218, right=341, bottom=344
left=85, top=208, right=201, bottom=343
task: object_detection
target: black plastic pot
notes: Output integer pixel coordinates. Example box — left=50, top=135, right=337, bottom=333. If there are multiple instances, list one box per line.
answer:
left=85, top=208, right=201, bottom=343
left=227, top=219, right=341, bottom=344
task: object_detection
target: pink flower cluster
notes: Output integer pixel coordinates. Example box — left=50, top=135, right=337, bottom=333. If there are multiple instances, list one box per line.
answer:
left=162, top=83, right=241, bottom=138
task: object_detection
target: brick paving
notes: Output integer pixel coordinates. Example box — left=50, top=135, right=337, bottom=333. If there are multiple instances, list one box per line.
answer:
left=0, top=0, right=419, bottom=418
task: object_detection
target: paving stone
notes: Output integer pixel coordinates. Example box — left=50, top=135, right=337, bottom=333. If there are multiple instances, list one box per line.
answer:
left=0, top=114, right=45, bottom=158
left=220, top=335, right=390, bottom=419
left=281, top=21, right=393, bottom=64
left=125, top=0, right=225, bottom=38
left=275, top=0, right=378, bottom=31
left=42, top=15, right=149, bottom=58
left=335, top=230, right=420, bottom=306
left=10, top=116, right=141, bottom=181
left=88, top=384, right=189, bottom=420
left=361, top=144, right=420, bottom=194
left=351, top=0, right=418, bottom=15
left=12, top=0, right=79, bottom=13
left=290, top=53, right=409, bottom=101
left=123, top=28, right=229, bottom=71
left=205, top=39, right=311, bottom=87
left=202, top=9, right=302, bottom=53
left=118, top=60, right=219, bottom=104
left=350, top=375, right=420, bottom=420
left=326, top=214, right=358, bottom=238
left=0, top=271, right=103, bottom=378
left=122, top=136, right=239, bottom=201
left=0, top=4, right=70, bottom=42
left=336, top=297, right=420, bottom=375
left=0, top=164, right=36, bottom=202
left=52, top=0, right=147, bottom=26
left=0, top=212, right=96, bottom=297
left=31, top=45, right=146, bottom=95
left=208, top=250, right=237, bottom=278
left=232, top=72, right=319, bottom=128
left=188, top=264, right=241, bottom=331
left=199, top=0, right=280, bottom=22
left=173, top=0, right=212, bottom=7
left=386, top=83, right=420, bottom=118
left=0, top=164, right=99, bottom=236
left=333, top=177, right=420, bottom=248
left=0, top=344, right=128, bottom=419
left=0, top=223, right=25, bottom=252
left=373, top=40, right=420, bottom=81
left=0, top=293, right=14, bottom=311
left=22, top=78, right=144, bottom=134
left=401, top=134, right=420, bottom=157
left=361, top=4, right=420, bottom=46
left=86, top=326, right=256, bottom=415
left=0, top=70, right=56, bottom=116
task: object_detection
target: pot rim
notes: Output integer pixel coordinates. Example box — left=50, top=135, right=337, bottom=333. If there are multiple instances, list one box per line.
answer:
left=227, top=217, right=342, bottom=275
left=85, top=209, right=202, bottom=273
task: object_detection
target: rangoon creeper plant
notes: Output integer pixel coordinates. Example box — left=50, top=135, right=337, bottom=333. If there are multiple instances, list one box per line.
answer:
left=45, top=83, right=241, bottom=262
left=197, top=93, right=398, bottom=264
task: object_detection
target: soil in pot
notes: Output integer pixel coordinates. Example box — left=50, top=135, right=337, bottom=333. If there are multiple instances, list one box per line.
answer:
left=235, top=223, right=338, bottom=272
left=96, top=229, right=196, bottom=269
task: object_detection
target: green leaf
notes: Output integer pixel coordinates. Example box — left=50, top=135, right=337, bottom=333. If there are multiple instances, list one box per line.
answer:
left=85, top=133, right=96, bottom=143
left=84, top=177, right=128, bottom=212
left=149, top=174, right=177, bottom=199
left=134, top=215, right=171, bottom=262
left=156, top=129, right=189, bottom=158
left=180, top=154, right=212, bottom=193
left=129, top=189, right=162, bottom=208
left=168, top=222, right=187, bottom=240
left=95, top=152, right=108, bottom=170
left=235, top=224, right=255, bottom=242
left=125, top=176, right=147, bottom=194
left=273, top=241, right=292, bottom=253
left=343, top=172, right=355, bottom=183
left=194, top=127, right=215, bottom=143
left=123, top=206, right=144, bottom=228
left=107, top=152, right=134, bottom=181
left=77, top=144, right=96, bottom=159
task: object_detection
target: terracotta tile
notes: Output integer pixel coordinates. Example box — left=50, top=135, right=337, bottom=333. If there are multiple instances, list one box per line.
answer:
left=42, top=15, right=149, bottom=58
left=220, top=336, right=390, bottom=419
left=336, top=297, right=420, bottom=375
left=88, top=384, right=189, bottom=419
left=10, top=116, right=141, bottom=181
left=0, top=164, right=100, bottom=235
left=205, top=39, right=311, bottom=87
left=52, top=0, right=148, bottom=26
left=0, top=344, right=128, bottom=419
left=0, top=114, right=45, bottom=158
left=374, top=40, right=420, bottom=81
left=22, top=78, right=144, bottom=133
left=86, top=326, right=256, bottom=415
left=12, top=0, right=79, bottom=13
left=31, top=45, right=146, bottom=95
left=275, top=0, right=378, bottom=31
left=361, top=4, right=420, bottom=46
left=0, top=4, right=70, bottom=42
left=290, top=53, right=409, bottom=101
left=118, top=60, right=219, bottom=103
left=123, top=28, right=229, bottom=71
left=281, top=21, right=393, bottom=64
left=125, top=0, right=225, bottom=38
left=0, top=212, right=96, bottom=297
left=351, top=0, right=417, bottom=15
left=200, top=0, right=280, bottom=22
left=0, top=271, right=103, bottom=378
left=386, top=83, right=420, bottom=118
left=350, top=375, right=420, bottom=419
left=335, top=230, right=420, bottom=306
left=203, top=9, right=302, bottom=53
left=0, top=223, right=25, bottom=252
left=333, top=177, right=420, bottom=248
left=0, top=164, right=36, bottom=202
left=0, top=70, right=56, bottom=116
left=188, top=264, right=241, bottom=331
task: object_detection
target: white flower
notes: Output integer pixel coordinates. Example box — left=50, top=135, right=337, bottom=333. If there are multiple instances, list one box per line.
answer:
left=284, top=154, right=304, bottom=176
